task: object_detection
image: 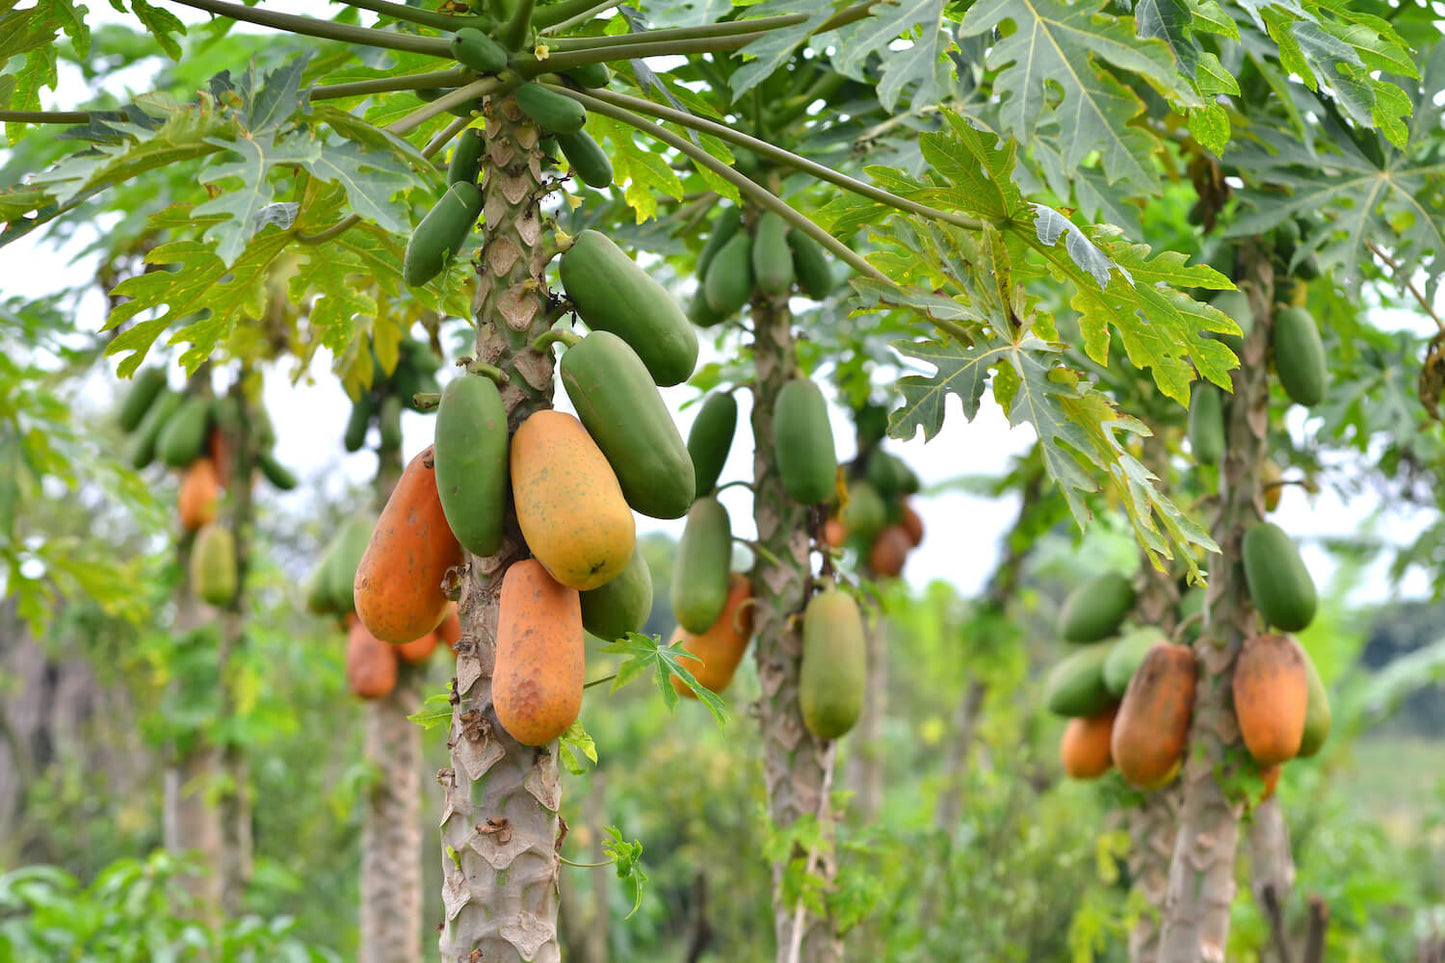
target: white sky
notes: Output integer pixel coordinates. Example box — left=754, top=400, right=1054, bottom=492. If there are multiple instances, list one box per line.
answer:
left=2, top=0, right=1439, bottom=605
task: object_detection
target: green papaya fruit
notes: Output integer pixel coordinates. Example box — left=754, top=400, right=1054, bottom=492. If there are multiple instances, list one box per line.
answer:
left=449, top=27, right=508, bottom=73
left=688, top=391, right=738, bottom=498
left=254, top=405, right=276, bottom=450
left=327, top=515, right=376, bottom=615
left=447, top=127, right=485, bottom=186
left=157, top=396, right=212, bottom=468
left=896, top=460, right=921, bottom=496
left=514, top=82, right=586, bottom=134
left=1295, top=253, right=1320, bottom=281
left=344, top=394, right=374, bottom=453
left=378, top=395, right=403, bottom=451
left=1045, top=642, right=1116, bottom=717
left=559, top=229, right=698, bottom=387
left=560, top=331, right=695, bottom=519
left=788, top=228, right=835, bottom=300
left=752, top=212, right=794, bottom=297
left=435, top=374, right=510, bottom=557
left=1209, top=289, right=1253, bottom=355
left=305, top=550, right=337, bottom=615
left=257, top=451, right=298, bottom=491
left=855, top=404, right=890, bottom=448
left=697, top=207, right=741, bottom=278
left=557, top=130, right=613, bottom=189
left=1059, top=571, right=1136, bottom=643
left=703, top=233, right=753, bottom=317
left=191, top=523, right=238, bottom=608
left=563, top=62, right=611, bottom=88
left=1103, top=626, right=1167, bottom=697
left=865, top=450, right=908, bottom=499
left=688, top=287, right=726, bottom=328
left=1272, top=218, right=1300, bottom=265
left=401, top=338, right=443, bottom=375
left=1272, top=306, right=1327, bottom=407
left=799, top=586, right=866, bottom=739
left=772, top=378, right=837, bottom=505
left=1188, top=382, right=1225, bottom=466
left=840, top=481, right=886, bottom=543
left=1298, top=648, right=1331, bottom=758
left=128, top=389, right=182, bottom=469
left=118, top=368, right=169, bottom=433
left=580, top=545, right=653, bottom=641
left=403, top=182, right=483, bottom=287
left=672, top=497, right=733, bottom=634
left=1242, top=522, right=1317, bottom=632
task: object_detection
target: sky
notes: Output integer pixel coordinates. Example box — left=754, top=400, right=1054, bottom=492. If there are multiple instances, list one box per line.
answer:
left=2, top=0, right=1440, bottom=606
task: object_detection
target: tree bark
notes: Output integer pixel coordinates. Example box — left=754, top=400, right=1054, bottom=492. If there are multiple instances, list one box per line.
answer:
left=749, top=292, right=842, bottom=963
left=1248, top=797, right=1295, bottom=913
left=1158, top=245, right=1276, bottom=962
left=438, top=96, right=565, bottom=963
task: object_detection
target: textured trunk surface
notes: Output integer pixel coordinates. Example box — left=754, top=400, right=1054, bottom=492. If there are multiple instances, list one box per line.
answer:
left=848, top=611, right=887, bottom=824
left=749, top=295, right=842, bottom=963
left=1247, top=797, right=1295, bottom=906
left=359, top=425, right=423, bottom=963
left=1158, top=247, right=1276, bottom=962
left=438, top=98, right=564, bottom=963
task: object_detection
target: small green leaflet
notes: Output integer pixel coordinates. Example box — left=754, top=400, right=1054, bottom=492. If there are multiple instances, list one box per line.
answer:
left=597, top=632, right=729, bottom=726
left=408, top=690, right=454, bottom=730
left=558, top=720, right=598, bottom=775
left=602, top=828, right=648, bottom=919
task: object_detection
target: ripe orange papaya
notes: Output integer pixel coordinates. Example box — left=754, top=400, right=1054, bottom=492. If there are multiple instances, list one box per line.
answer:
left=1232, top=633, right=1308, bottom=765
left=823, top=517, right=847, bottom=549
left=868, top=525, right=910, bottom=577
left=670, top=573, right=753, bottom=697
left=899, top=500, right=924, bottom=547
left=1111, top=642, right=1197, bottom=789
left=493, top=559, right=584, bottom=745
left=354, top=445, right=463, bottom=643
left=435, top=601, right=462, bottom=654
left=1060, top=704, right=1117, bottom=779
left=510, top=410, right=635, bottom=590
left=347, top=619, right=398, bottom=699
left=395, top=629, right=438, bottom=664
left=179, top=457, right=221, bottom=532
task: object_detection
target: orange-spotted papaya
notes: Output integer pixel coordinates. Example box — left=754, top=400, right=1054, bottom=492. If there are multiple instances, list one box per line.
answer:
left=670, top=573, right=754, bottom=697
left=494, top=559, right=584, bottom=745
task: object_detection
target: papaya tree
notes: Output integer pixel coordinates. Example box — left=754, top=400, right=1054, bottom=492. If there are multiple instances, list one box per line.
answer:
left=4, top=0, right=1443, bottom=961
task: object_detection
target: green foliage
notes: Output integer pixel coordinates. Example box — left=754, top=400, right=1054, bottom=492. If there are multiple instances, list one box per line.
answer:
left=598, top=631, right=730, bottom=725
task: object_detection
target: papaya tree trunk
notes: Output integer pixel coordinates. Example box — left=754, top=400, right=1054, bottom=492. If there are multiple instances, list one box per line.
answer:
left=1158, top=244, right=1276, bottom=962
left=749, top=293, right=842, bottom=963
left=438, top=97, right=564, bottom=963
left=360, top=433, right=423, bottom=963
left=1248, top=796, right=1295, bottom=911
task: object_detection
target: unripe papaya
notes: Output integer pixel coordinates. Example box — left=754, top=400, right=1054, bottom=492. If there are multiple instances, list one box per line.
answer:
left=402, top=181, right=483, bottom=288
left=1103, top=625, right=1167, bottom=697
left=1059, top=571, right=1136, bottom=643
left=447, top=127, right=485, bottom=186
left=1045, top=642, right=1115, bottom=717
left=772, top=378, right=837, bottom=505
left=435, top=374, right=509, bottom=558
left=1188, top=382, right=1225, bottom=465
left=688, top=391, right=737, bottom=498
left=557, top=130, right=613, bottom=189
left=896, top=460, right=921, bottom=496
left=1111, top=641, right=1197, bottom=788
left=129, top=389, right=182, bottom=469
left=752, top=212, right=794, bottom=297
left=449, top=27, right=507, bottom=73
left=560, top=332, right=695, bottom=519
left=1233, top=633, right=1308, bottom=765
left=1060, top=705, right=1117, bottom=779
left=343, top=394, right=373, bottom=453
left=254, top=451, right=294, bottom=491
left=1241, top=522, right=1317, bottom=632
left=354, top=446, right=462, bottom=642
left=580, top=545, right=653, bottom=641
left=670, top=573, right=753, bottom=697
left=511, top=410, right=635, bottom=591
left=494, top=559, right=585, bottom=745
left=347, top=619, right=398, bottom=700
left=865, top=450, right=908, bottom=499
left=190, top=523, right=237, bottom=607
left=837, top=483, right=883, bottom=542
left=799, top=586, right=866, bottom=739
left=119, top=368, right=168, bottom=433
left=179, top=457, right=221, bottom=532
left=1209, top=289, right=1253, bottom=355
left=688, top=287, right=726, bottom=328
left=1298, top=647, right=1331, bottom=758
left=378, top=395, right=403, bottom=451
left=697, top=207, right=741, bottom=278
left=328, top=514, right=376, bottom=615
left=703, top=233, right=753, bottom=317
left=868, top=525, right=910, bottom=578
left=1272, top=305, right=1327, bottom=407
left=899, top=500, right=924, bottom=547
left=395, top=629, right=438, bottom=664
left=157, top=396, right=212, bottom=468
left=559, top=229, right=699, bottom=387
left=514, top=82, right=586, bottom=134
left=788, top=227, right=835, bottom=300
left=304, top=560, right=335, bottom=616
left=672, top=497, right=733, bottom=634
left=563, top=62, right=611, bottom=88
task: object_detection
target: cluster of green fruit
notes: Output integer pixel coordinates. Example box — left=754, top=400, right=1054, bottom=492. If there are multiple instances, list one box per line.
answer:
left=822, top=442, right=924, bottom=578
left=687, top=206, right=836, bottom=327
left=342, top=338, right=443, bottom=453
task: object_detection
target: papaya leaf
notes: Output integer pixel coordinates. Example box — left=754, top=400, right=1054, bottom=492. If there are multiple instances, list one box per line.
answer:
left=728, top=0, right=838, bottom=102
left=407, top=691, right=454, bottom=730
left=598, top=632, right=729, bottom=726
left=558, top=721, right=598, bottom=775
left=586, top=112, right=685, bottom=223
left=829, top=0, right=953, bottom=110
left=601, top=828, right=648, bottom=919
left=195, top=133, right=319, bottom=266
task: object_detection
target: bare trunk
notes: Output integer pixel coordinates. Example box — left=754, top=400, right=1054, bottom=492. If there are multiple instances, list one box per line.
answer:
left=848, top=611, right=887, bottom=824
left=1158, top=245, right=1276, bottom=962
left=750, top=293, right=842, bottom=963
left=438, top=97, right=564, bottom=963
left=1248, top=795, right=1295, bottom=961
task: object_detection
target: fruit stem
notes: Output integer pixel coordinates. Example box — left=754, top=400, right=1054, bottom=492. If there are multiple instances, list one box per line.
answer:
left=411, top=392, right=442, bottom=411
left=530, top=328, right=582, bottom=353
left=387, top=77, right=498, bottom=136
left=162, top=0, right=452, bottom=55
left=337, top=0, right=488, bottom=31
left=713, top=479, right=755, bottom=494
left=544, top=4, right=873, bottom=51
left=582, top=672, right=617, bottom=690
left=502, top=0, right=535, bottom=49
left=310, top=68, right=474, bottom=103
left=557, top=855, right=611, bottom=868
left=0, top=109, right=90, bottom=124
left=465, top=360, right=511, bottom=384
left=734, top=537, right=784, bottom=569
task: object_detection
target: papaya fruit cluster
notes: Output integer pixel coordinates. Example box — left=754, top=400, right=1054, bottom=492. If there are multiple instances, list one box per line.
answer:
left=688, top=205, right=837, bottom=328
left=118, top=370, right=298, bottom=609
left=1048, top=568, right=1330, bottom=792
left=822, top=444, right=924, bottom=578
left=343, top=339, right=443, bottom=452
